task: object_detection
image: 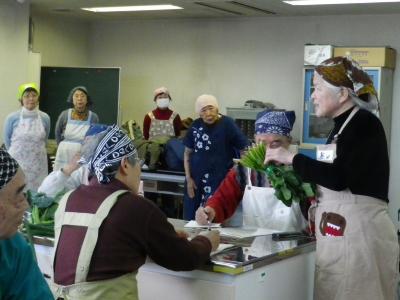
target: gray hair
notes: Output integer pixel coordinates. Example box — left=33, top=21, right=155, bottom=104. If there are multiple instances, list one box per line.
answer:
left=349, top=93, right=378, bottom=113
left=127, top=153, right=139, bottom=167
left=318, top=73, right=378, bottom=113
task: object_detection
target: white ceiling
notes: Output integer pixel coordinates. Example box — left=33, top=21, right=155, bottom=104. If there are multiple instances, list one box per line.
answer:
left=22, top=0, right=400, bottom=20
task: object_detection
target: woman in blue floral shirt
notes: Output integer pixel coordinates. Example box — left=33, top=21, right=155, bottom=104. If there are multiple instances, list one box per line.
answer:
left=183, top=94, right=248, bottom=220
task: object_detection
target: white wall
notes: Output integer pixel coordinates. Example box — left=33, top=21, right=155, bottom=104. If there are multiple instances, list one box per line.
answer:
left=88, top=15, right=400, bottom=137
left=88, top=17, right=308, bottom=134
left=0, top=2, right=30, bottom=144
left=27, top=51, right=42, bottom=86
left=0, top=11, right=89, bottom=142
left=88, top=15, right=400, bottom=228
left=32, top=14, right=89, bottom=67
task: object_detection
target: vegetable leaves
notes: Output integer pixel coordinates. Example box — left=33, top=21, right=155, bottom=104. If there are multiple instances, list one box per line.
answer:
left=240, top=143, right=316, bottom=207
left=22, top=190, right=66, bottom=238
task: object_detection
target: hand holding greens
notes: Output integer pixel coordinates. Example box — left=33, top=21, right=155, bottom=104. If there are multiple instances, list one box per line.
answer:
left=239, top=143, right=316, bottom=207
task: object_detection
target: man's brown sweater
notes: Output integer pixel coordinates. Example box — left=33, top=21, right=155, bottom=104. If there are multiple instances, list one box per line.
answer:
left=54, top=178, right=211, bottom=285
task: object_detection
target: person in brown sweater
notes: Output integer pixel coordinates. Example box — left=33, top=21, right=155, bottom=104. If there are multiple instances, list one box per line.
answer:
left=52, top=125, right=219, bottom=300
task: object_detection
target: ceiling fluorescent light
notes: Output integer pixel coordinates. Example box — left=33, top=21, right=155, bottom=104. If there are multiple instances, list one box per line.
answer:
left=82, top=5, right=183, bottom=13
left=284, top=0, right=400, bottom=5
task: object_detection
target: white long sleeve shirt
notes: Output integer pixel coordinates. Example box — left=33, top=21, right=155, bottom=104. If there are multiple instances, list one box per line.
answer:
left=38, top=164, right=144, bottom=197
left=38, top=165, right=89, bottom=197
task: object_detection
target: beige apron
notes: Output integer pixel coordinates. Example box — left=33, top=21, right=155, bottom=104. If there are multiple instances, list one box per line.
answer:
left=52, top=190, right=139, bottom=300
left=54, top=109, right=92, bottom=171
left=314, top=107, right=399, bottom=300
left=148, top=111, right=177, bottom=139
left=242, top=168, right=307, bottom=231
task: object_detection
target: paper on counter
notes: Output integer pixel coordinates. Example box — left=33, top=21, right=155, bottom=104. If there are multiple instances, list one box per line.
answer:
left=184, top=220, right=221, bottom=229
left=211, top=243, right=236, bottom=256
left=218, top=227, right=281, bottom=239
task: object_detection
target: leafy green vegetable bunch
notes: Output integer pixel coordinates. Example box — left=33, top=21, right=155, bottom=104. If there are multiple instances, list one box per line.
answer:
left=21, top=190, right=66, bottom=238
left=240, top=143, right=316, bottom=207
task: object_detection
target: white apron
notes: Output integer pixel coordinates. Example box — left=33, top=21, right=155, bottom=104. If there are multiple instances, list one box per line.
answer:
left=314, top=107, right=399, bottom=300
left=8, top=109, right=48, bottom=191
left=52, top=190, right=138, bottom=300
left=242, top=168, right=307, bottom=231
left=54, top=109, right=92, bottom=171
left=148, top=111, right=177, bottom=139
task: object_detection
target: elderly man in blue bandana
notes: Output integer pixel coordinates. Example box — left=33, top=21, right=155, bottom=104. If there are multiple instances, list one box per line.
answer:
left=196, top=110, right=309, bottom=231
left=52, top=125, right=219, bottom=300
left=0, top=148, right=54, bottom=299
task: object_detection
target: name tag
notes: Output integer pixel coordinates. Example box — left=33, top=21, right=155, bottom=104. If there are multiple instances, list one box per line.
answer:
left=316, top=144, right=336, bottom=163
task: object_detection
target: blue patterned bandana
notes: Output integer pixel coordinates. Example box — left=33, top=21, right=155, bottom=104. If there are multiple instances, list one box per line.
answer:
left=89, top=125, right=137, bottom=184
left=255, top=110, right=295, bottom=137
left=0, top=148, right=19, bottom=190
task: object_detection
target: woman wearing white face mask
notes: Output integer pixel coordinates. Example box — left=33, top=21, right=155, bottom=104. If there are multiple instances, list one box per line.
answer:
left=143, top=86, right=182, bottom=140
left=142, top=87, right=182, bottom=218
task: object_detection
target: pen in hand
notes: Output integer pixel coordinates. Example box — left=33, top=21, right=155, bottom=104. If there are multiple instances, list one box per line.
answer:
left=201, top=203, right=211, bottom=231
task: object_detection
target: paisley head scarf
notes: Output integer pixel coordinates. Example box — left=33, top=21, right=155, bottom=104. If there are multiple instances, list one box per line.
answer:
left=315, top=56, right=378, bottom=105
left=255, top=110, right=295, bottom=137
left=88, top=125, right=138, bottom=184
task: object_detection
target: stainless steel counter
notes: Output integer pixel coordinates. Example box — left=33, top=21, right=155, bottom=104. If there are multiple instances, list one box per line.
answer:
left=32, top=219, right=316, bottom=300
left=210, top=235, right=315, bottom=275
left=169, top=218, right=316, bottom=275
left=33, top=219, right=316, bottom=277
left=140, top=219, right=316, bottom=300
